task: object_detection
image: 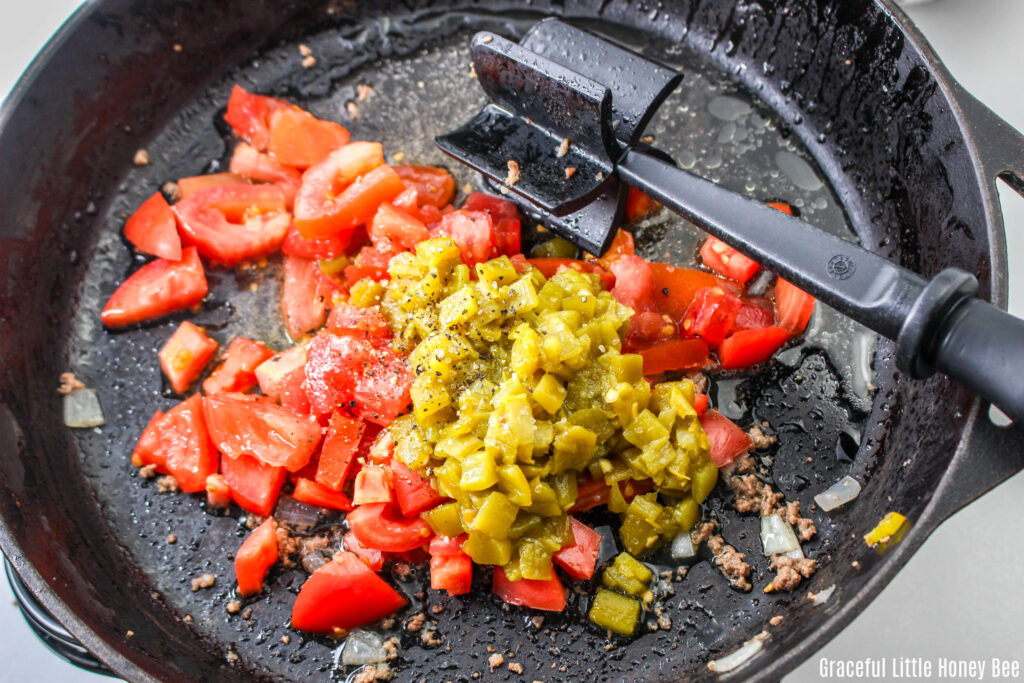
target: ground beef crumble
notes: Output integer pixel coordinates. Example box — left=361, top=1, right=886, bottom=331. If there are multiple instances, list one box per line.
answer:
left=298, top=535, right=333, bottom=574
left=405, top=612, right=426, bottom=632
left=352, top=664, right=392, bottom=683
left=769, top=554, right=817, bottom=592
left=728, top=474, right=782, bottom=516
left=690, top=521, right=716, bottom=545
left=746, top=423, right=777, bottom=450
left=276, top=525, right=299, bottom=568
left=156, top=476, right=180, bottom=494
left=57, top=372, right=85, bottom=394
left=783, top=501, right=817, bottom=542
left=707, top=535, right=752, bottom=592
left=488, top=653, right=504, bottom=670
left=191, top=573, right=215, bottom=591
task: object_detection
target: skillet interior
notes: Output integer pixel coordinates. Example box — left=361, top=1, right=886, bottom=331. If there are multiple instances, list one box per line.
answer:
left=0, top=1, right=997, bottom=681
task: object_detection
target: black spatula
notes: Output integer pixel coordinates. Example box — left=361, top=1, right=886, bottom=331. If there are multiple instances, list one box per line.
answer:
left=436, top=18, right=1024, bottom=426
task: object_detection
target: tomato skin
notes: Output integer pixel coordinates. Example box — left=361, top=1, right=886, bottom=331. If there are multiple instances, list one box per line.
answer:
left=774, top=278, right=816, bottom=335
left=158, top=321, right=218, bottom=394
left=625, top=187, right=657, bottom=222
left=173, top=184, right=290, bottom=267
left=529, top=258, right=615, bottom=290
left=681, top=287, right=743, bottom=346
left=292, top=477, right=354, bottom=512
left=609, top=255, right=655, bottom=312
left=393, top=165, right=456, bottom=208
left=281, top=254, right=330, bottom=341
left=699, top=409, right=752, bottom=467
left=203, top=392, right=322, bottom=471
left=220, top=452, right=287, bottom=517
left=224, top=85, right=291, bottom=151
left=315, top=412, right=366, bottom=491
left=235, top=518, right=279, bottom=596
left=439, top=209, right=496, bottom=266
left=177, top=173, right=249, bottom=198
left=570, top=477, right=653, bottom=512
left=700, top=236, right=760, bottom=284
left=492, top=567, right=567, bottom=612
left=291, top=552, right=407, bottom=633
left=131, top=394, right=218, bottom=493
left=202, top=337, right=274, bottom=395
left=717, top=325, right=790, bottom=369
left=390, top=460, right=446, bottom=517
left=124, top=192, right=182, bottom=260
left=346, top=502, right=433, bottom=553
left=552, top=517, right=601, bottom=581
left=268, top=108, right=350, bottom=169
left=101, top=247, right=208, bottom=328
left=369, top=202, right=429, bottom=251
left=428, top=536, right=472, bottom=596
left=693, top=393, right=710, bottom=416
left=344, top=531, right=384, bottom=571
left=637, top=337, right=710, bottom=375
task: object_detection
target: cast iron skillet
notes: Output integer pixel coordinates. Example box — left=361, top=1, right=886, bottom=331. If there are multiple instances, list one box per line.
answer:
left=1, top=1, right=1023, bottom=681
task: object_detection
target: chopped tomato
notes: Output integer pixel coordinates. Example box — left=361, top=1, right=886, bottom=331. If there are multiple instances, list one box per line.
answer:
left=428, top=535, right=472, bottom=596
left=291, top=552, right=407, bottom=633
left=315, top=412, right=366, bottom=491
left=235, top=518, right=279, bottom=596
left=774, top=278, right=816, bottom=335
left=326, top=303, right=391, bottom=341
left=177, top=172, right=249, bottom=198
left=766, top=200, right=795, bottom=216
left=267, top=107, right=350, bottom=169
left=597, top=228, right=635, bottom=268
left=124, top=192, right=181, bottom=261
left=439, top=209, right=495, bottom=266
left=552, top=517, right=601, bottom=580
left=699, top=409, right=752, bottom=467
left=625, top=187, right=657, bottom=222
left=492, top=567, right=567, bottom=612
left=733, top=297, right=775, bottom=332
left=717, top=326, right=790, bottom=369
left=131, top=394, right=218, bottom=493
left=255, top=344, right=307, bottom=402
left=173, top=184, right=290, bottom=267
left=229, top=143, right=302, bottom=207
left=346, top=502, right=433, bottom=553
left=220, top=452, right=287, bottom=516
left=292, top=477, right=354, bottom=512
left=203, top=392, right=322, bottom=471
left=280, top=223, right=350, bottom=260
left=700, top=236, right=760, bottom=284
left=353, top=465, right=393, bottom=505
left=369, top=202, right=429, bottom=251
left=224, top=85, right=291, bottom=151
left=205, top=473, right=231, bottom=507
left=281, top=254, right=330, bottom=340
left=529, top=258, right=616, bottom=290
left=158, top=321, right=218, bottom=394
left=637, top=337, right=710, bottom=375
left=681, top=287, right=743, bottom=346
left=393, top=165, right=456, bottom=208
left=461, top=192, right=519, bottom=221
left=391, top=460, right=446, bottom=517
left=202, top=337, right=274, bottom=395
left=571, top=475, right=610, bottom=512
left=693, top=393, right=710, bottom=415
left=344, top=531, right=384, bottom=572
left=343, top=246, right=397, bottom=284
left=100, top=247, right=208, bottom=328
left=649, top=262, right=733, bottom=322
left=626, top=310, right=675, bottom=348
left=608, top=255, right=655, bottom=311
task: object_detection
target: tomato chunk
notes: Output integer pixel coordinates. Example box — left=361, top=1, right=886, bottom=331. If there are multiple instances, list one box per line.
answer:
left=637, top=338, right=710, bottom=375
left=681, top=287, right=743, bottom=346
left=733, top=297, right=775, bottom=332
left=394, top=165, right=456, bottom=208
left=700, top=236, right=760, bottom=284
left=609, top=255, right=655, bottom=312
left=552, top=517, right=601, bottom=580
left=235, top=518, right=279, bottom=596
left=292, top=477, right=354, bottom=512
left=391, top=460, right=446, bottom=517
left=158, top=321, right=218, bottom=394
left=291, top=552, right=407, bottom=633
left=326, top=303, right=391, bottom=342
left=101, top=247, right=208, bottom=328
left=699, top=409, right=752, bottom=467
left=693, top=393, right=710, bottom=416
left=177, top=173, right=249, bottom=198
left=315, top=412, right=366, bottom=491
left=649, top=262, right=734, bottom=322
left=625, top=187, right=657, bottom=222
left=353, top=466, right=393, bottom=505
left=597, top=228, right=635, bottom=269
left=202, top=337, right=274, bottom=395
left=173, top=184, right=290, bottom=267
left=344, top=531, right=384, bottom=572
left=492, top=567, right=567, bottom=612
left=461, top=192, right=522, bottom=257
left=255, top=344, right=307, bottom=404
left=529, top=258, right=615, bottom=290
left=346, top=502, right=433, bottom=553
left=439, top=209, right=496, bottom=266
left=428, top=535, right=472, bottom=596
left=281, top=254, right=330, bottom=340
left=224, top=85, right=291, bottom=151
left=774, top=278, right=816, bottom=335
left=717, top=325, right=790, bottom=369
left=267, top=108, right=350, bottom=169
left=203, top=392, right=322, bottom=471
left=220, top=452, right=287, bottom=517
left=124, top=192, right=181, bottom=261
left=369, top=202, right=429, bottom=251
left=131, top=394, right=218, bottom=493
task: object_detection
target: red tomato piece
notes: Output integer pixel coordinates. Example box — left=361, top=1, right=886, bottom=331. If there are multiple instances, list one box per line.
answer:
left=100, top=247, right=208, bottom=328
left=268, top=108, right=350, bottom=169
left=344, top=531, right=384, bottom=572
left=293, top=142, right=390, bottom=239
left=492, top=567, right=567, bottom=612
left=177, top=173, right=250, bottom=198
left=255, top=344, right=307, bottom=401
left=230, top=142, right=302, bottom=184
left=717, top=326, right=791, bottom=370
left=460, top=192, right=523, bottom=256
left=224, top=85, right=291, bottom=151
left=766, top=200, right=795, bottom=216
left=353, top=466, right=393, bottom=506
left=280, top=223, right=351, bottom=260
left=205, top=473, right=232, bottom=507
left=439, top=209, right=496, bottom=266
left=314, top=412, right=366, bottom=491
left=202, top=337, right=274, bottom=395
left=326, top=303, right=391, bottom=341
left=292, top=477, right=354, bottom=512
left=203, top=392, right=322, bottom=471
left=609, top=255, right=655, bottom=311
left=774, top=278, right=816, bottom=335
left=391, top=460, right=446, bottom=517
left=625, top=187, right=657, bottom=222
left=699, top=409, right=753, bottom=467
left=625, top=310, right=675, bottom=350
left=281, top=254, right=330, bottom=340
left=124, top=192, right=182, bottom=261
left=693, top=393, right=710, bottom=416
left=529, top=258, right=616, bottom=290
left=552, top=517, right=601, bottom=581
left=597, top=228, right=635, bottom=269
left=649, top=262, right=735, bottom=323
left=346, top=502, right=433, bottom=553
left=681, top=287, right=744, bottom=346
left=158, top=321, right=218, bottom=394
left=733, top=297, right=776, bottom=332
left=291, top=552, right=407, bottom=633
left=131, top=395, right=218, bottom=493
left=343, top=246, right=398, bottom=285
left=369, top=202, right=429, bottom=251
left=220, top=452, right=287, bottom=516
left=393, top=165, right=456, bottom=208
left=700, top=236, right=760, bottom=284
left=173, top=184, right=290, bottom=267
left=429, top=538, right=473, bottom=596
left=637, top=338, right=710, bottom=375
left=570, top=478, right=653, bottom=513
left=235, top=518, right=279, bottom=596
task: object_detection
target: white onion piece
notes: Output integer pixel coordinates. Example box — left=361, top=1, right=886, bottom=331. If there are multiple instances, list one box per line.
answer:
left=814, top=476, right=861, bottom=512
left=810, top=584, right=836, bottom=606
left=760, top=514, right=799, bottom=556
left=671, top=531, right=697, bottom=560
left=274, top=496, right=319, bottom=531
left=63, top=389, right=104, bottom=428
left=784, top=547, right=805, bottom=560
left=708, top=631, right=768, bottom=673
left=341, top=629, right=387, bottom=666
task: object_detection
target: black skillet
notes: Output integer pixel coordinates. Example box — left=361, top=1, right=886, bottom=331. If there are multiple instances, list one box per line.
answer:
left=1, top=1, right=1022, bottom=681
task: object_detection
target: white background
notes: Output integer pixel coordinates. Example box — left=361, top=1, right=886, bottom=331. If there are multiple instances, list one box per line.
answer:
left=0, top=2, right=1022, bottom=682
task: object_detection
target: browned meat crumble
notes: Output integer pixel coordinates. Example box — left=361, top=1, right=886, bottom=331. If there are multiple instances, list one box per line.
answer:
left=769, top=554, right=817, bottom=592
left=707, top=535, right=752, bottom=592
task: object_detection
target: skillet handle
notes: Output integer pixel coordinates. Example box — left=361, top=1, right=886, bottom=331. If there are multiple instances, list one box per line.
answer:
left=954, top=86, right=1024, bottom=195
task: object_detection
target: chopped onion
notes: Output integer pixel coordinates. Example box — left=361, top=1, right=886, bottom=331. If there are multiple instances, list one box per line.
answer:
left=671, top=531, right=697, bottom=560
left=760, top=514, right=799, bottom=556
left=341, top=629, right=387, bottom=666
left=708, top=631, right=768, bottom=673
left=274, top=495, right=319, bottom=531
left=809, top=584, right=836, bottom=606
left=63, top=388, right=104, bottom=428
left=784, top=547, right=805, bottom=560
left=814, top=476, right=862, bottom=512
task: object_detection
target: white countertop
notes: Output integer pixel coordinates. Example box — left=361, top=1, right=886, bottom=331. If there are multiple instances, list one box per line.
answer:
left=1, top=2, right=1021, bottom=681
